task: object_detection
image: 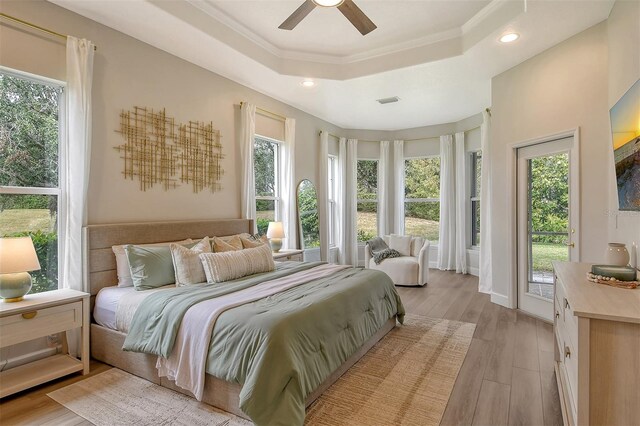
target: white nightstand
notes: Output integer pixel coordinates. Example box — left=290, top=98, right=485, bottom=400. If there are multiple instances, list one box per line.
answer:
left=0, top=289, right=90, bottom=398
left=272, top=249, right=304, bottom=262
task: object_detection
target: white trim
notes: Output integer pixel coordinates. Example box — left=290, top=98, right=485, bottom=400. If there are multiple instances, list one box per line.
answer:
left=0, top=186, right=60, bottom=195
left=0, top=65, right=66, bottom=88
left=490, top=292, right=510, bottom=308
left=506, top=128, right=581, bottom=311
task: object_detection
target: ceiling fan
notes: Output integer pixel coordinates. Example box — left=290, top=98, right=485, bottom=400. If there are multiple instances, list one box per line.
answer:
left=279, top=0, right=377, bottom=36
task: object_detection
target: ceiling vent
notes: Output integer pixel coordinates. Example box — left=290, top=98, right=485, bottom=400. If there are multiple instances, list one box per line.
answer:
left=377, top=96, right=400, bottom=105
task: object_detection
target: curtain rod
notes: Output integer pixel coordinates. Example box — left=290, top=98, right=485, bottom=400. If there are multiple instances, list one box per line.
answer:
left=0, top=13, right=97, bottom=50
left=240, top=101, right=286, bottom=122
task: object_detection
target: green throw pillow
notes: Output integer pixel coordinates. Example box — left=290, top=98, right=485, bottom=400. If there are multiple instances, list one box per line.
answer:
left=125, top=243, right=192, bottom=290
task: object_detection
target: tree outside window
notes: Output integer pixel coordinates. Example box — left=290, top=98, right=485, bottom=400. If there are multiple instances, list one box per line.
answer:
left=254, top=136, right=280, bottom=235
left=356, top=159, right=378, bottom=242
left=404, top=157, right=440, bottom=242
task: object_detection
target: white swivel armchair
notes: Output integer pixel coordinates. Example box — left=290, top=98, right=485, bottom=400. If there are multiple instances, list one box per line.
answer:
left=365, top=235, right=430, bottom=286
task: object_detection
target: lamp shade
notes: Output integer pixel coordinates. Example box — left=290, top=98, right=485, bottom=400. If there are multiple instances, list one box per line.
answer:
left=266, top=221, right=285, bottom=239
left=0, top=237, right=41, bottom=274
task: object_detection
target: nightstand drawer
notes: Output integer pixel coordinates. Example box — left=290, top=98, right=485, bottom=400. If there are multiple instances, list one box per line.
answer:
left=0, top=301, right=82, bottom=347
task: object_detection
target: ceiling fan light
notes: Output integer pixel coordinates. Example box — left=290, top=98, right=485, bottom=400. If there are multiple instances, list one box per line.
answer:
left=499, top=32, right=520, bottom=43
left=312, top=0, right=345, bottom=7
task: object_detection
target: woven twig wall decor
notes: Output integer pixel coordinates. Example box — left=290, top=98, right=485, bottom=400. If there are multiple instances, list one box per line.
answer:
left=115, top=106, right=224, bottom=193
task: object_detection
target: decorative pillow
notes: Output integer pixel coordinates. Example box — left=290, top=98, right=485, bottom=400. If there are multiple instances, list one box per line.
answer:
left=125, top=243, right=192, bottom=291
left=199, top=243, right=275, bottom=283
left=240, top=236, right=265, bottom=249
left=388, top=234, right=412, bottom=257
left=212, top=235, right=242, bottom=252
left=170, top=237, right=211, bottom=286
left=113, top=239, right=193, bottom=287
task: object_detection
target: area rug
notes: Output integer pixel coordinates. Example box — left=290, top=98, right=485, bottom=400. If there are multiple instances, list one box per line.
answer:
left=48, top=315, right=475, bottom=426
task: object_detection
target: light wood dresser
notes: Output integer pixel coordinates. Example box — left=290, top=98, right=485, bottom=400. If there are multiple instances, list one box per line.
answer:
left=553, top=262, right=640, bottom=426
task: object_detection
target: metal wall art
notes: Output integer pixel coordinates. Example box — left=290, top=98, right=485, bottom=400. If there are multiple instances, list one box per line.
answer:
left=115, top=106, right=224, bottom=193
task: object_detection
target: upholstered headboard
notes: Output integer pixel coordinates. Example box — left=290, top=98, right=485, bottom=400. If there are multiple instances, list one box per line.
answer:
left=83, top=219, right=254, bottom=298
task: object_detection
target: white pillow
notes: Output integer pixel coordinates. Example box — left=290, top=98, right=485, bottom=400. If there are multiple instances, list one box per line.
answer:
left=170, top=237, right=211, bottom=286
left=388, top=234, right=412, bottom=257
left=112, top=238, right=193, bottom=287
left=199, top=243, right=275, bottom=283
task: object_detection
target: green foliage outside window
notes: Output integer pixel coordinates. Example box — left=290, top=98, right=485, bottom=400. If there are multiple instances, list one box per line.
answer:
left=529, top=154, right=569, bottom=244
left=298, top=180, right=320, bottom=248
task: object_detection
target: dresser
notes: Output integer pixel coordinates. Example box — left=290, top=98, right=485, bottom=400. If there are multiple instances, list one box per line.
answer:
left=553, top=262, right=640, bottom=426
left=0, top=289, right=90, bottom=398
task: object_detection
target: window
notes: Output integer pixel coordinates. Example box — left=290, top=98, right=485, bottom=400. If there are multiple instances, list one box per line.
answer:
left=470, top=151, right=482, bottom=247
left=404, top=157, right=440, bottom=242
left=0, top=70, right=64, bottom=294
left=254, top=135, right=281, bottom=235
left=356, top=159, right=378, bottom=242
left=328, top=155, right=337, bottom=246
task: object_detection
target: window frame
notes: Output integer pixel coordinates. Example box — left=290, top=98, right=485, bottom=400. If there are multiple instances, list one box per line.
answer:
left=403, top=155, right=441, bottom=243
left=0, top=67, right=67, bottom=292
left=253, top=134, right=283, bottom=224
left=470, top=150, right=482, bottom=249
left=356, top=158, right=379, bottom=242
left=327, top=154, right=337, bottom=247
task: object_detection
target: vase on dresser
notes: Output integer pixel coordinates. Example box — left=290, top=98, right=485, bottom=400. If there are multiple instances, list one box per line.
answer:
left=605, top=243, right=630, bottom=266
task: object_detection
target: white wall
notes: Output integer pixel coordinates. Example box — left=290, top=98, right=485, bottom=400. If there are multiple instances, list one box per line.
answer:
left=606, top=0, right=640, bottom=267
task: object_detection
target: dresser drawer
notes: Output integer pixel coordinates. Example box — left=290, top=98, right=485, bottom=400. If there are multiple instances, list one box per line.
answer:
left=562, top=336, right=579, bottom=415
left=0, top=301, right=82, bottom=347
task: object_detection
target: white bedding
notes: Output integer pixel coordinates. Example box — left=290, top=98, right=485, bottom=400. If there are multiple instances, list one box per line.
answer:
left=93, top=284, right=176, bottom=332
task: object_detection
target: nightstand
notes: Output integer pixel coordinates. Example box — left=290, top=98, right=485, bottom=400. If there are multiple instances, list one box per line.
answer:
left=0, top=289, right=90, bottom=398
left=272, top=249, right=304, bottom=262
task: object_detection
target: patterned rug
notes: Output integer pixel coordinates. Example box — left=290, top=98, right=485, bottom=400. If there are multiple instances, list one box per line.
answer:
left=48, top=315, right=475, bottom=426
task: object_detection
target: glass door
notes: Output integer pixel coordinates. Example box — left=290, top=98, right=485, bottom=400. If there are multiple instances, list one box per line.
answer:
left=517, top=137, right=576, bottom=320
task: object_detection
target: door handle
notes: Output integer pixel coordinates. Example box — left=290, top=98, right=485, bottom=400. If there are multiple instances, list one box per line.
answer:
left=564, top=242, right=575, bottom=248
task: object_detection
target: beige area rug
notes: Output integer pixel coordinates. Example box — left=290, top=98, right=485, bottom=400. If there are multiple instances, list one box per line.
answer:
left=48, top=315, right=475, bottom=426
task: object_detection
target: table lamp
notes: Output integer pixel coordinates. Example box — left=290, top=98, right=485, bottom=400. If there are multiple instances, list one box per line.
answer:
left=0, top=237, right=41, bottom=302
left=266, top=222, right=285, bottom=252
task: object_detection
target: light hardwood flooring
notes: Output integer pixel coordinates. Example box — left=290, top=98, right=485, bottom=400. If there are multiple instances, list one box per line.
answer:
left=0, top=270, right=562, bottom=425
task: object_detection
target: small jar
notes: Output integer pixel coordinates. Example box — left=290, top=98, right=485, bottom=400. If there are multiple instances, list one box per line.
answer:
left=605, top=243, right=630, bottom=266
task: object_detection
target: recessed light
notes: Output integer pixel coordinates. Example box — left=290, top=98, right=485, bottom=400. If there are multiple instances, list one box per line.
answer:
left=301, top=80, right=315, bottom=88
left=499, top=33, right=520, bottom=43
left=312, top=0, right=344, bottom=7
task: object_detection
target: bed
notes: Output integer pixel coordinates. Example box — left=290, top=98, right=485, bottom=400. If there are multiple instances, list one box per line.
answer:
left=85, top=219, right=404, bottom=425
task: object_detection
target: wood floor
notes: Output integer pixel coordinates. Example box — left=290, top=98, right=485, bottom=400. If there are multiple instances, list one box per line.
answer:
left=0, top=270, right=562, bottom=426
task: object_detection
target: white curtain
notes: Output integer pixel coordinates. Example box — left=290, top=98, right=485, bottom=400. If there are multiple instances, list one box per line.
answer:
left=318, top=131, right=330, bottom=261
left=455, top=132, right=468, bottom=274
left=239, top=103, right=257, bottom=233
left=437, top=135, right=456, bottom=270
left=282, top=118, right=297, bottom=249
left=378, top=141, right=390, bottom=236
left=63, top=36, right=94, bottom=356
left=345, top=139, right=359, bottom=266
left=393, top=140, right=405, bottom=235
left=479, top=110, right=493, bottom=293
left=336, top=138, right=347, bottom=264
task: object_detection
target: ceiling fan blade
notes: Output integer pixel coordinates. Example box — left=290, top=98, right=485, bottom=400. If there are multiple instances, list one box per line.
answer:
left=337, top=0, right=377, bottom=36
left=278, top=0, right=316, bottom=30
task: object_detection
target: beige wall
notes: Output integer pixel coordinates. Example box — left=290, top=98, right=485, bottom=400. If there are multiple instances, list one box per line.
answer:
left=491, top=22, right=611, bottom=303
left=606, top=0, right=640, bottom=265
left=0, top=0, right=342, bottom=225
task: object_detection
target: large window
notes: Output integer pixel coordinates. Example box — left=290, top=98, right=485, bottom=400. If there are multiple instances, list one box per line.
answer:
left=254, top=135, right=281, bottom=235
left=328, top=155, right=337, bottom=246
left=356, top=159, right=378, bottom=242
left=470, top=151, right=482, bottom=247
left=404, top=157, right=440, bottom=242
left=0, top=70, right=64, bottom=294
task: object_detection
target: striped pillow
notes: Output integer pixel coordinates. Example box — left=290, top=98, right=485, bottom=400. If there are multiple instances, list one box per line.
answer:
left=199, top=243, right=275, bottom=283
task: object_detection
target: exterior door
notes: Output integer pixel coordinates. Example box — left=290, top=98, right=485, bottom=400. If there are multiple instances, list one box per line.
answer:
left=517, top=137, right=577, bottom=321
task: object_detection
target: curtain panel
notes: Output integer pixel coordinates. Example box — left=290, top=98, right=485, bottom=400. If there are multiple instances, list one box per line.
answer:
left=393, top=140, right=405, bottom=235
left=282, top=118, right=297, bottom=249
left=378, top=141, right=390, bottom=236
left=239, top=103, right=257, bottom=233
left=336, top=138, right=347, bottom=264
left=344, top=139, right=359, bottom=266
left=455, top=132, right=468, bottom=274
left=318, top=131, right=330, bottom=261
left=479, top=111, right=493, bottom=294
left=63, top=36, right=94, bottom=356
left=437, top=135, right=456, bottom=270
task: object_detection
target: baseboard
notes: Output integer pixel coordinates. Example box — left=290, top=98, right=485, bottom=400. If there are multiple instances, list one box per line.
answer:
left=468, top=267, right=479, bottom=277
left=490, top=292, right=510, bottom=308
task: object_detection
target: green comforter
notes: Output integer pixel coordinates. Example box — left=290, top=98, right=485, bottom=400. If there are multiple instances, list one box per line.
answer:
left=123, top=262, right=405, bottom=425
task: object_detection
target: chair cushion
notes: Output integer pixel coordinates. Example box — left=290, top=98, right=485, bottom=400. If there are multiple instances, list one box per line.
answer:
left=388, top=234, right=412, bottom=256
left=369, top=256, right=419, bottom=286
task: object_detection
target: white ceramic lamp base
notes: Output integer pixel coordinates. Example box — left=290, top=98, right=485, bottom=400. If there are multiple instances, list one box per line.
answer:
left=270, top=238, right=283, bottom=252
left=0, top=272, right=33, bottom=302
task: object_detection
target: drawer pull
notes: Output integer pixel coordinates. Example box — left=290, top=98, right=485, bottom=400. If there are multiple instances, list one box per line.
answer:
left=564, top=346, right=571, bottom=358
left=555, top=311, right=560, bottom=319
left=21, top=311, right=38, bottom=320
